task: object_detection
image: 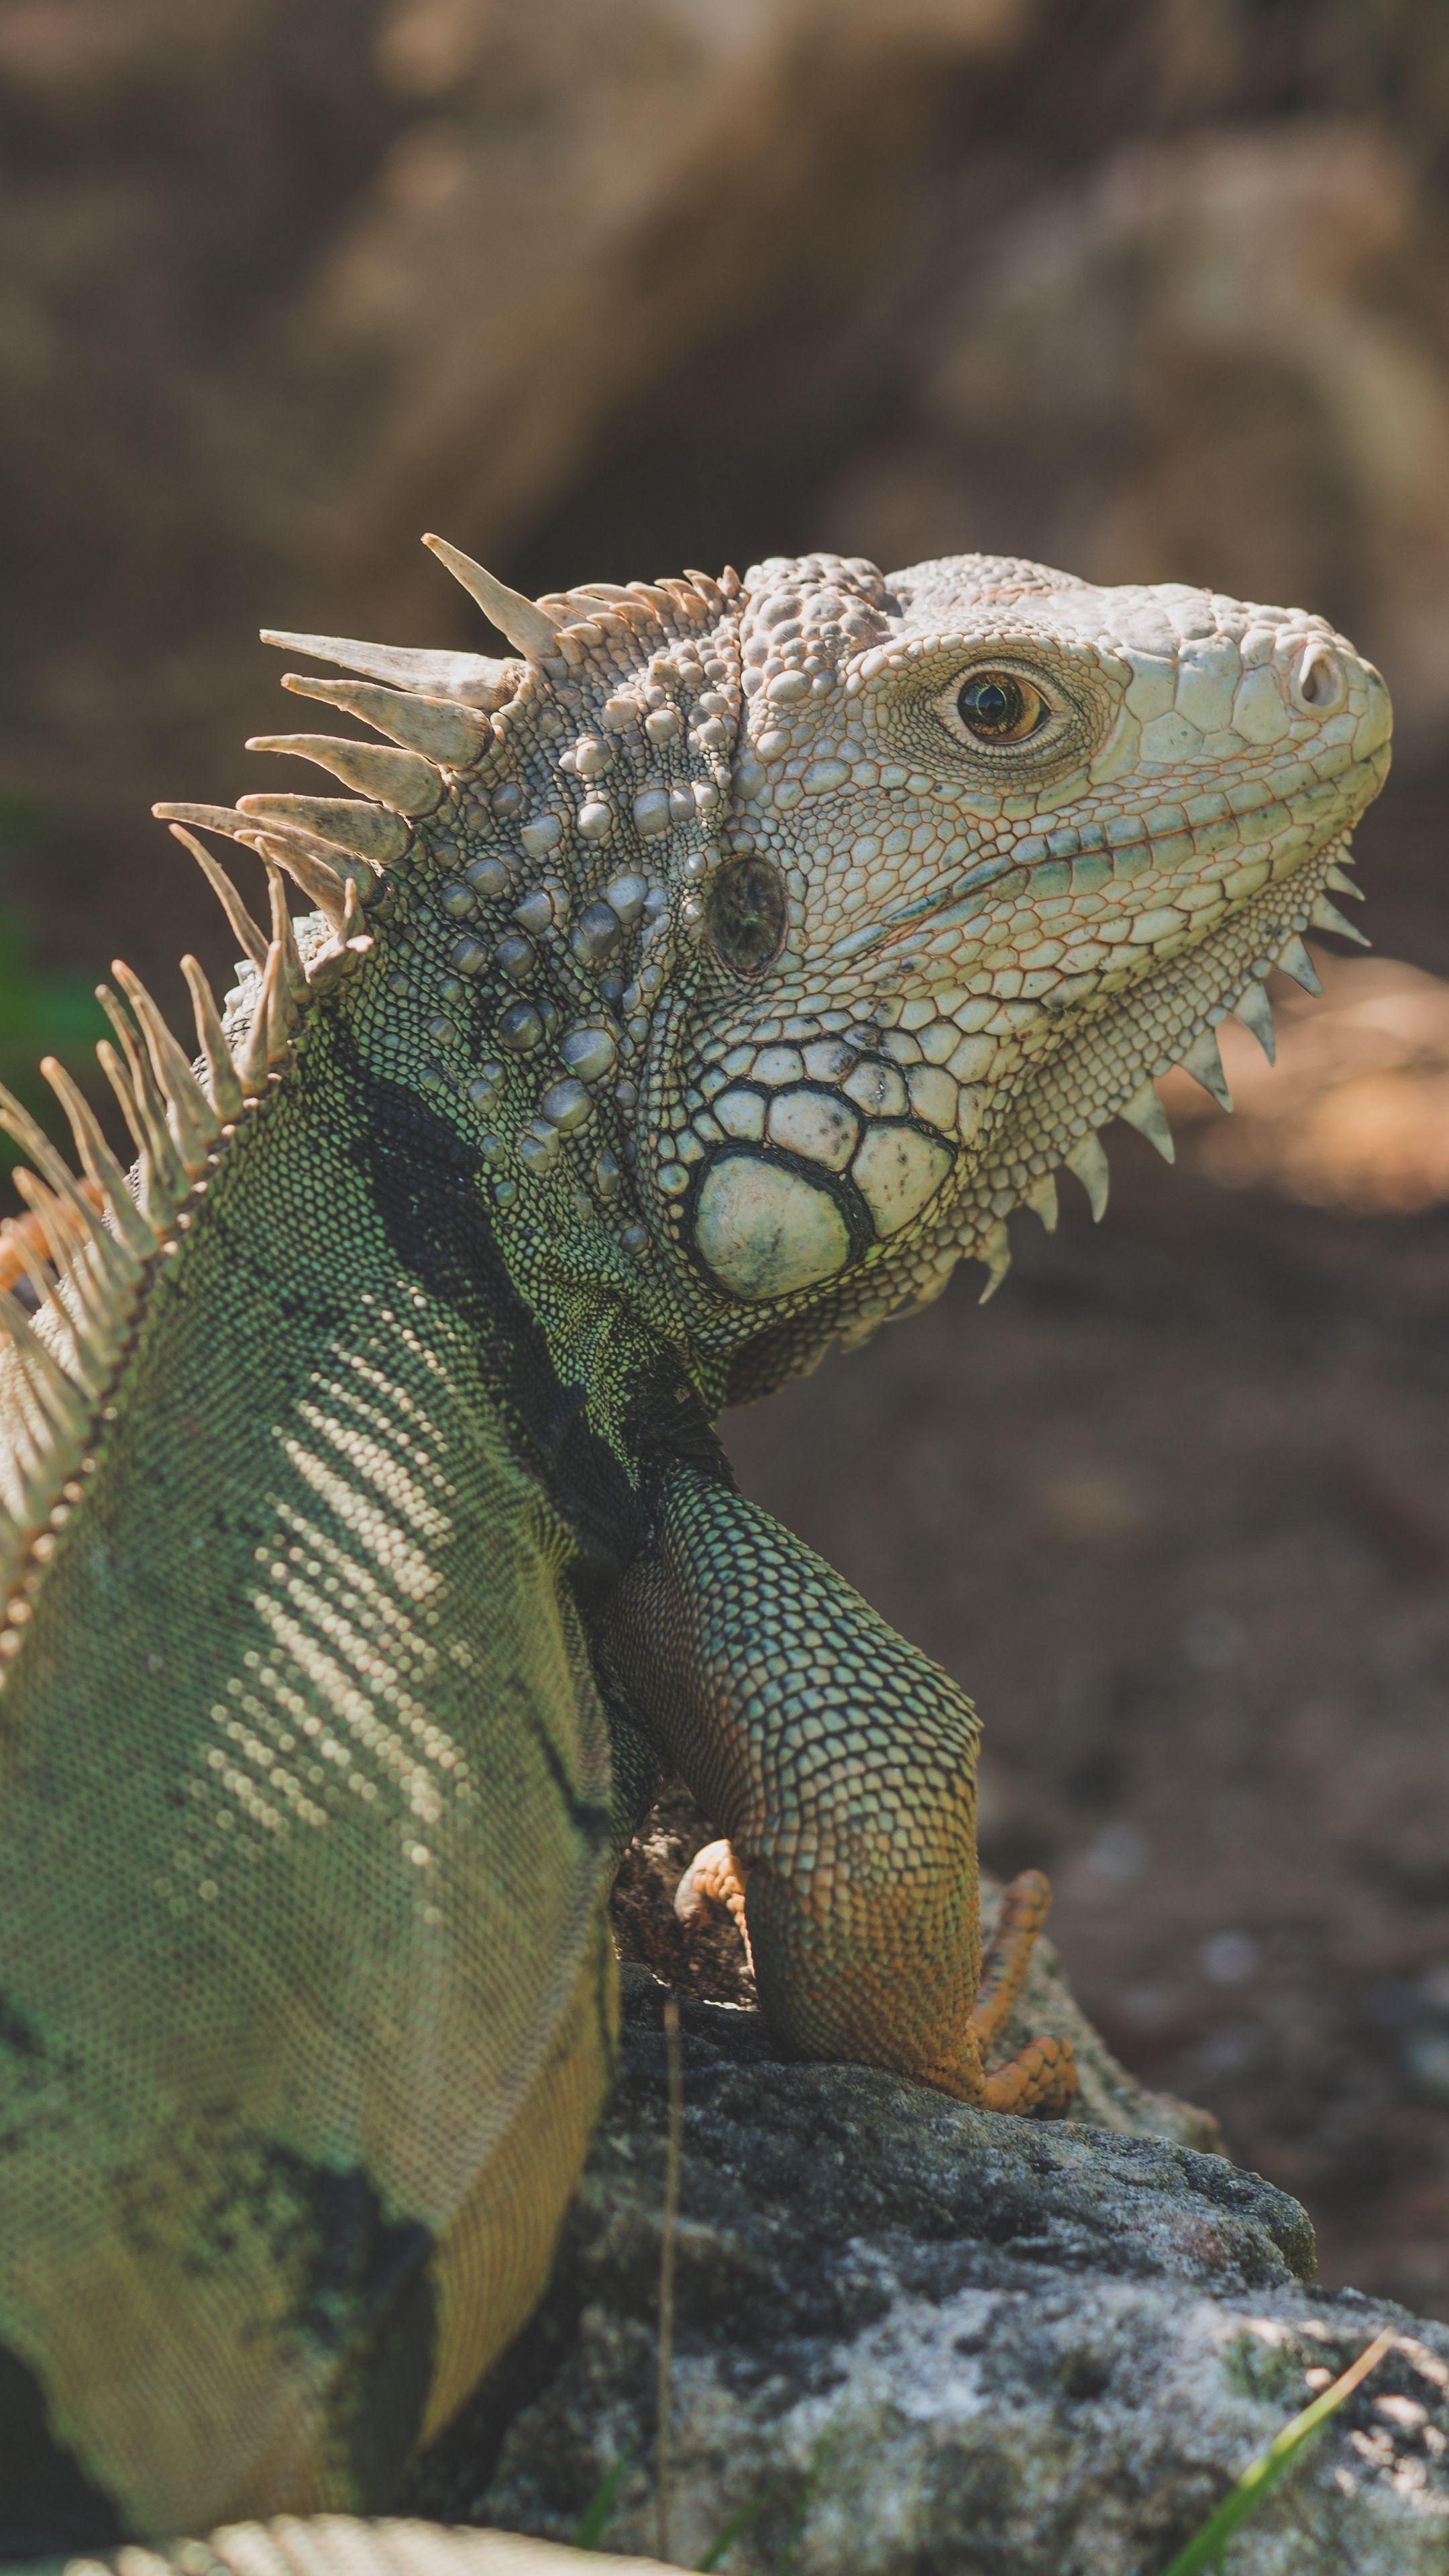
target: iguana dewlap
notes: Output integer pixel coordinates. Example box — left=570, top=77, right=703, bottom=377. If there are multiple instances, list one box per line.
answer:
left=0, top=541, right=1389, bottom=2550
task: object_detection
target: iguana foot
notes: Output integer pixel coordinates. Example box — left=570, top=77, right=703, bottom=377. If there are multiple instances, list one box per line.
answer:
left=971, top=1867, right=1053, bottom=2048
left=973, top=1867, right=1077, bottom=2114
left=920, top=2020, right=1078, bottom=2115
left=675, top=1835, right=753, bottom=1963
left=978, top=2030, right=1077, bottom=2115
left=677, top=1840, right=1075, bottom=2116
left=917, top=1868, right=1077, bottom=2114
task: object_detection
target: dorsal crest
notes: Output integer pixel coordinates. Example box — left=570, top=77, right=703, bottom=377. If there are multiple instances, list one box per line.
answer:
left=0, top=537, right=745, bottom=1643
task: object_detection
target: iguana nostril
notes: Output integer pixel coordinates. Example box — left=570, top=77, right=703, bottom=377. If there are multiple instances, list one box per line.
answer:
left=1293, top=639, right=1346, bottom=714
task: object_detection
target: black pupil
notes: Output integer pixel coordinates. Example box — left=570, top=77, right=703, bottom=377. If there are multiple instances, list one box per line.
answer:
left=706, top=857, right=786, bottom=977
left=960, top=675, right=1024, bottom=736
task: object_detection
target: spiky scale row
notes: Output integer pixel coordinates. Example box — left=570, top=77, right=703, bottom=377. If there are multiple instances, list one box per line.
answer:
left=166, top=821, right=274, bottom=967
left=968, top=865, right=1371, bottom=1299
left=279, top=672, right=492, bottom=769
left=250, top=834, right=350, bottom=937
left=111, top=962, right=220, bottom=1179
left=181, top=957, right=245, bottom=1120
left=259, top=627, right=508, bottom=702
left=1310, top=890, right=1371, bottom=947
left=1064, top=1129, right=1112, bottom=1221
left=235, top=794, right=412, bottom=867
left=159, top=809, right=377, bottom=922
left=0, top=784, right=377, bottom=1629
left=1277, top=934, right=1323, bottom=995
left=39, top=1057, right=154, bottom=1265
left=244, top=734, right=444, bottom=819
left=1119, top=1079, right=1175, bottom=1163
left=421, top=533, right=564, bottom=661
left=1234, top=979, right=1277, bottom=1064
left=0, top=1066, right=159, bottom=1624
left=96, top=994, right=190, bottom=1228
left=0, top=523, right=737, bottom=1633
left=266, top=869, right=311, bottom=1008
left=1179, top=1026, right=1232, bottom=1113
left=976, top=1220, right=1012, bottom=1302
left=1022, top=1170, right=1059, bottom=1230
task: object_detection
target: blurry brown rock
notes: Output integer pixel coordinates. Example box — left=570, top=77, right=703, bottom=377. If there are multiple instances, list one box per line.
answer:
left=0, top=0, right=1023, bottom=869
left=821, top=119, right=1449, bottom=743
left=3, top=0, right=1449, bottom=962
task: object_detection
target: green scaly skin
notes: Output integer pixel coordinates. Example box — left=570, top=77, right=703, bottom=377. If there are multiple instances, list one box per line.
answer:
left=0, top=543, right=1389, bottom=2557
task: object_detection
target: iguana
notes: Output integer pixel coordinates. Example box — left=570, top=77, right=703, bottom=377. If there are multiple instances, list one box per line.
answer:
left=0, top=539, right=1389, bottom=2556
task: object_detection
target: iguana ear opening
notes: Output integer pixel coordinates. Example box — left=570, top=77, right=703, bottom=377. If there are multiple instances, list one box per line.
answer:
left=704, top=857, right=788, bottom=979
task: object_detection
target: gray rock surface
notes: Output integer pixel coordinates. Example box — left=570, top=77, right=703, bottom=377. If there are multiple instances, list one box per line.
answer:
left=409, top=1969, right=1449, bottom=2576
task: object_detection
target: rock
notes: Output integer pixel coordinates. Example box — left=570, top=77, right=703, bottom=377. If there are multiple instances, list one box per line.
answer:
left=0, top=0, right=1026, bottom=853
left=9, top=0, right=1449, bottom=953
left=818, top=115, right=1449, bottom=747
left=409, top=1966, right=1449, bottom=2575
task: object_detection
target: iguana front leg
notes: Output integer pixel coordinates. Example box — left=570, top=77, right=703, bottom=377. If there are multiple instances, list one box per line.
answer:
left=600, top=1466, right=1075, bottom=2115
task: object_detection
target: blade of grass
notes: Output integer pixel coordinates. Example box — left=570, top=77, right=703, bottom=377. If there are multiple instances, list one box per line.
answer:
left=572, top=2438, right=639, bottom=2550
left=1159, top=2324, right=1397, bottom=2576
left=694, top=2484, right=785, bottom=2573
left=695, top=2425, right=835, bottom=2576
left=774, top=2427, right=833, bottom=2576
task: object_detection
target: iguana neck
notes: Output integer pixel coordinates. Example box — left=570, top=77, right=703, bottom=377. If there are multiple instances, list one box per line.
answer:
left=219, top=578, right=756, bottom=1423
left=214, top=919, right=729, bottom=1509
left=327, top=857, right=736, bottom=1432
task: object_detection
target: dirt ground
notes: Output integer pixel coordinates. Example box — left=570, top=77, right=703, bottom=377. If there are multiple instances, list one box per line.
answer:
left=708, top=769, right=1449, bottom=2321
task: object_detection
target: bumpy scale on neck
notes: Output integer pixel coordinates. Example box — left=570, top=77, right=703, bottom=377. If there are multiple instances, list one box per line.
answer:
left=245, top=568, right=755, bottom=1429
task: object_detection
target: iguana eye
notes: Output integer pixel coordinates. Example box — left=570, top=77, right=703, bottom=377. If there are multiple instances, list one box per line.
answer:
left=957, top=672, right=1049, bottom=743
left=706, top=857, right=786, bottom=978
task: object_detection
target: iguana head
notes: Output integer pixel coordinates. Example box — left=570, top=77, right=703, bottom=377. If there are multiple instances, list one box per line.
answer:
left=152, top=539, right=1389, bottom=1413
left=661, top=549, right=1391, bottom=1393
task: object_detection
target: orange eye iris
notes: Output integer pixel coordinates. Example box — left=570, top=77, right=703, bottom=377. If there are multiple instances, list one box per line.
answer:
left=957, top=673, right=1049, bottom=742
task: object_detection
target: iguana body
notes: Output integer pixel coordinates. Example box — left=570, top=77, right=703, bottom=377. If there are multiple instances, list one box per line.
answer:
left=0, top=541, right=1389, bottom=2549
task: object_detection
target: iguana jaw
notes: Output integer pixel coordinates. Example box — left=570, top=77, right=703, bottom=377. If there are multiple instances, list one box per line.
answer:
left=714, top=802, right=1379, bottom=1405
left=953, top=804, right=1378, bottom=1300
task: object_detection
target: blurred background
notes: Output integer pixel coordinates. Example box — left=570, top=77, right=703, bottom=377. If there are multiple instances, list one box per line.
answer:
left=2, top=0, right=1448, bottom=2310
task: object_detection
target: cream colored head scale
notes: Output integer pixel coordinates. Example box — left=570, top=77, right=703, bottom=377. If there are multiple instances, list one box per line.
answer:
left=655, top=550, right=1387, bottom=1385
